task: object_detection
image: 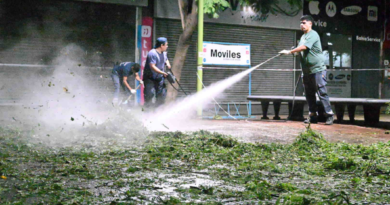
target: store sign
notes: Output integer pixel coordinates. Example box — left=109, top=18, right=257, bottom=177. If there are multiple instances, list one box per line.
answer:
left=303, top=0, right=384, bottom=35
left=341, top=6, right=362, bottom=16
left=202, top=42, right=251, bottom=66
left=326, top=1, right=337, bottom=17
left=367, top=6, right=378, bottom=22
left=309, top=1, right=320, bottom=15
left=327, top=71, right=351, bottom=97
left=313, top=19, right=327, bottom=27
left=356, top=35, right=381, bottom=42
left=137, top=17, right=153, bottom=105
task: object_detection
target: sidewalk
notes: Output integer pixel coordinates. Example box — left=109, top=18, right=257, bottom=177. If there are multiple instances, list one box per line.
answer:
left=1, top=106, right=390, bottom=145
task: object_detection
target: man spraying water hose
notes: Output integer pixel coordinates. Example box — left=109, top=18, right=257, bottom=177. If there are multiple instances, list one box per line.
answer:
left=279, top=15, right=334, bottom=125
left=143, top=37, right=172, bottom=107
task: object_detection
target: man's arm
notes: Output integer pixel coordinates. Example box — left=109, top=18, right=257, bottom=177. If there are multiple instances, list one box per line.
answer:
left=134, top=73, right=144, bottom=86
left=150, top=63, right=168, bottom=77
left=291, top=34, right=315, bottom=54
left=134, top=72, right=142, bottom=82
left=290, top=45, right=307, bottom=54
left=165, top=60, right=171, bottom=69
left=122, top=76, right=134, bottom=93
left=279, top=45, right=308, bottom=55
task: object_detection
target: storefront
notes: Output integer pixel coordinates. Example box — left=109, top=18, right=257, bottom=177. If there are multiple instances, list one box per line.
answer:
left=154, top=0, right=303, bottom=103
left=303, top=0, right=385, bottom=98
left=0, top=0, right=147, bottom=66
left=0, top=0, right=148, bottom=102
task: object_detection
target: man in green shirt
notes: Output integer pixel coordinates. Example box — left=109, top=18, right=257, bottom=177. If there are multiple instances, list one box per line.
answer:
left=279, top=15, right=334, bottom=125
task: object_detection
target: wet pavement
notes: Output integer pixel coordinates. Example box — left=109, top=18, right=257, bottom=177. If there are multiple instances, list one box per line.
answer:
left=162, top=114, right=390, bottom=145
left=192, top=118, right=390, bottom=144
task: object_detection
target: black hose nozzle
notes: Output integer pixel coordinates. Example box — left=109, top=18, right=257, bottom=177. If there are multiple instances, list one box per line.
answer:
left=166, top=71, right=176, bottom=84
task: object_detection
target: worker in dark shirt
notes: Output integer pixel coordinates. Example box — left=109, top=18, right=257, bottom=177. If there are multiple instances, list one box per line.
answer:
left=111, top=62, right=143, bottom=105
left=143, top=37, right=171, bottom=107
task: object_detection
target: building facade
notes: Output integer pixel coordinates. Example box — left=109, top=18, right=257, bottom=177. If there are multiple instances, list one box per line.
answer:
left=0, top=0, right=149, bottom=102
left=154, top=0, right=301, bottom=104
left=154, top=0, right=385, bottom=104
left=0, top=0, right=386, bottom=109
left=303, top=0, right=385, bottom=98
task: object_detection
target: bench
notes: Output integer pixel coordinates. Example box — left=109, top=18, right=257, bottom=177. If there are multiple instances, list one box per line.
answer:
left=247, top=95, right=390, bottom=125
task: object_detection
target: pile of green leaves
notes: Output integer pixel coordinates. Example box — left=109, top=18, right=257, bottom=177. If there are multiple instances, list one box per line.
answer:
left=1, top=126, right=390, bottom=204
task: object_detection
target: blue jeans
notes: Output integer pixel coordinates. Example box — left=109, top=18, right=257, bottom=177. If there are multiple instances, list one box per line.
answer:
left=144, top=78, right=166, bottom=107
left=303, top=70, right=334, bottom=116
left=111, top=73, right=130, bottom=100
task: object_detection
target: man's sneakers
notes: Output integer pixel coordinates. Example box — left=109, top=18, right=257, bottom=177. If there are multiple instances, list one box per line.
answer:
left=325, top=115, right=334, bottom=125
left=304, top=115, right=318, bottom=124
left=304, top=115, right=334, bottom=125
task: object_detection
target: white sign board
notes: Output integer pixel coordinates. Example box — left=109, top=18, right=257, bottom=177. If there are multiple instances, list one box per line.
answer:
left=155, top=0, right=302, bottom=30
left=326, top=71, right=351, bottom=97
left=202, top=42, right=250, bottom=66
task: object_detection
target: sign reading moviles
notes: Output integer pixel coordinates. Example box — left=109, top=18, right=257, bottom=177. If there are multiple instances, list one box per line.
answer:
left=202, top=42, right=251, bottom=66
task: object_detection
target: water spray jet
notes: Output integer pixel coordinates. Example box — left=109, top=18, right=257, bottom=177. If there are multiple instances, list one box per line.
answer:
left=143, top=53, right=283, bottom=131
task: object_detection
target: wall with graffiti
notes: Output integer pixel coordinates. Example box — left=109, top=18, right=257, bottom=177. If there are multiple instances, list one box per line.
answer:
left=155, top=0, right=303, bottom=30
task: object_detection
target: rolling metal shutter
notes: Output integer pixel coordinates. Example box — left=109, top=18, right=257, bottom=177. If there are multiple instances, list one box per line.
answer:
left=0, top=1, right=136, bottom=65
left=0, top=1, right=136, bottom=102
left=155, top=19, right=296, bottom=103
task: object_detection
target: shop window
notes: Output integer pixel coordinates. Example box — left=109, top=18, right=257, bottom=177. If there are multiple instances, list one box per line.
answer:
left=322, top=33, right=352, bottom=69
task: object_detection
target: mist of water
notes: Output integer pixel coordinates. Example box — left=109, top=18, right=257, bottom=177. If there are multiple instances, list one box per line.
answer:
left=0, top=0, right=281, bottom=148
left=0, top=44, right=149, bottom=149
left=0, top=1, right=150, bottom=148
left=1, top=49, right=281, bottom=149
left=142, top=54, right=281, bottom=131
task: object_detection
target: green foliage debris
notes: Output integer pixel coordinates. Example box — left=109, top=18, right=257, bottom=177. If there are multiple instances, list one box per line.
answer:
left=1, top=126, right=390, bottom=204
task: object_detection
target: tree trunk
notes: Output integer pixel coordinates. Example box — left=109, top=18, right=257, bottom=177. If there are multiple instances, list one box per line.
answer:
left=165, top=1, right=198, bottom=103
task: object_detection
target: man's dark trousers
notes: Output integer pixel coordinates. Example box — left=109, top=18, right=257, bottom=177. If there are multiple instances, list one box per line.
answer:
left=111, top=72, right=131, bottom=99
left=144, top=78, right=166, bottom=107
left=303, top=70, right=333, bottom=116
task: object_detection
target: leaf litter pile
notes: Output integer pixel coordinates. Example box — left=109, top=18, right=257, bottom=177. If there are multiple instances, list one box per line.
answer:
left=1, top=125, right=390, bottom=204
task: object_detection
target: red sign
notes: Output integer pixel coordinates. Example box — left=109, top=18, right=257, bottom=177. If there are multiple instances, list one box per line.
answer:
left=139, top=17, right=153, bottom=105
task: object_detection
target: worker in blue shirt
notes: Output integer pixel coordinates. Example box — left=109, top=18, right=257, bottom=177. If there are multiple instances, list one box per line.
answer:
left=111, top=62, right=143, bottom=105
left=143, top=37, right=171, bottom=107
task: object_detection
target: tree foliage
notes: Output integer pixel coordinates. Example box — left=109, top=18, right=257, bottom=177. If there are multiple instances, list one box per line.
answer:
left=203, top=0, right=231, bottom=18
left=201, top=0, right=303, bottom=18
left=245, top=0, right=302, bottom=16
